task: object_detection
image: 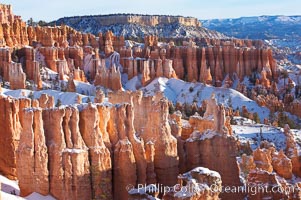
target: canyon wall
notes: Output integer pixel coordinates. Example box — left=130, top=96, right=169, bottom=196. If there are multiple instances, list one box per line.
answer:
left=0, top=92, right=177, bottom=200
left=54, top=14, right=201, bottom=27
left=0, top=91, right=229, bottom=199
left=1, top=91, right=301, bottom=199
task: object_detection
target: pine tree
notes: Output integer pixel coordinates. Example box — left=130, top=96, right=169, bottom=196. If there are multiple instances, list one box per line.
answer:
left=253, top=112, right=260, bottom=124
left=27, top=17, right=34, bottom=26
left=168, top=102, right=175, bottom=114
left=268, top=110, right=275, bottom=124
left=28, top=92, right=34, bottom=100
left=228, top=96, right=233, bottom=108
left=56, top=99, right=62, bottom=107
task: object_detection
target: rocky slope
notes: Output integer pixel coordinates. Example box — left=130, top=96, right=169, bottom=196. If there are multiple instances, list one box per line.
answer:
left=50, top=14, right=226, bottom=39
left=201, top=15, right=301, bottom=40
left=201, top=15, right=301, bottom=65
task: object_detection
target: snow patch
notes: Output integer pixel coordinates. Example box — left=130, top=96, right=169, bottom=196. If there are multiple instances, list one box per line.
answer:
left=0, top=175, right=55, bottom=200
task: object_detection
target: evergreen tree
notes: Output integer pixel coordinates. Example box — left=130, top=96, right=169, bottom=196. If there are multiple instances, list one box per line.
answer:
left=268, top=110, right=275, bottom=124
left=28, top=92, right=34, bottom=100
left=27, top=17, right=34, bottom=26
left=168, top=102, right=175, bottom=114
left=228, top=96, right=233, bottom=108
left=56, top=99, right=62, bottom=107
left=281, top=70, right=289, bottom=90
left=253, top=112, right=260, bottom=124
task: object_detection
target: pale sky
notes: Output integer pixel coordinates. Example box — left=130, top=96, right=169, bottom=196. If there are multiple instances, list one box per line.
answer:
left=1, top=0, right=301, bottom=22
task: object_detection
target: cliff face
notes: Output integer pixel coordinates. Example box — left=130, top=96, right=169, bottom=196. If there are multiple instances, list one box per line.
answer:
left=0, top=96, right=22, bottom=179
left=0, top=4, right=28, bottom=47
left=55, top=14, right=201, bottom=27
left=79, top=103, right=112, bottom=200
left=0, top=91, right=176, bottom=199
left=49, top=14, right=226, bottom=39
left=1, top=91, right=301, bottom=200
left=17, top=108, right=49, bottom=196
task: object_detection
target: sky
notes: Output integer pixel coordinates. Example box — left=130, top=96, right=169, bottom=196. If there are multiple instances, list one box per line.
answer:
left=1, top=0, right=301, bottom=22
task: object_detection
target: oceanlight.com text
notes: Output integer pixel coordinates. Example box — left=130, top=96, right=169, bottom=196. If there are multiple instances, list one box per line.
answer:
left=126, top=183, right=301, bottom=196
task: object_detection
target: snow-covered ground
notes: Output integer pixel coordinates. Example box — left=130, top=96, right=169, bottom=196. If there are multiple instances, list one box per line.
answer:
left=126, top=77, right=270, bottom=121
left=232, top=116, right=301, bottom=151
left=0, top=175, right=55, bottom=200
left=1, top=88, right=94, bottom=106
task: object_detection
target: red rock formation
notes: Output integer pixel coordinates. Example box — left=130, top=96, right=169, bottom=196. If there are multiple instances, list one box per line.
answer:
left=199, top=47, right=212, bottom=84
left=0, top=48, right=11, bottom=80
left=94, top=88, right=105, bottom=103
left=145, top=141, right=156, bottom=184
left=163, top=59, right=177, bottom=79
left=144, top=35, right=158, bottom=47
left=240, top=154, right=256, bottom=175
left=39, top=47, right=59, bottom=71
left=163, top=167, right=222, bottom=200
left=95, top=104, right=112, bottom=151
left=253, top=148, right=273, bottom=172
left=255, top=94, right=283, bottom=113
left=260, top=70, right=271, bottom=88
left=170, top=111, right=187, bottom=174
left=83, top=46, right=98, bottom=79
left=170, top=111, right=183, bottom=138
left=222, top=74, right=233, bottom=88
left=17, top=108, right=49, bottom=196
left=284, top=124, right=301, bottom=177
left=38, top=93, right=54, bottom=109
left=181, top=120, right=193, bottom=138
left=66, top=46, right=83, bottom=69
left=108, top=92, right=179, bottom=186
left=203, top=93, right=231, bottom=135
left=247, top=170, right=289, bottom=200
left=8, top=62, right=26, bottom=89
left=108, top=103, right=147, bottom=188
left=139, top=98, right=179, bottom=186
left=0, top=4, right=28, bottom=47
left=188, top=113, right=214, bottom=133
left=66, top=75, right=76, bottom=92
left=186, top=135, right=243, bottom=199
left=271, top=149, right=292, bottom=179
left=114, top=138, right=137, bottom=200
left=171, top=47, right=184, bottom=80
left=94, top=65, right=122, bottom=91
left=128, top=185, right=159, bottom=200
left=285, top=99, right=301, bottom=119
left=141, top=60, right=152, bottom=86
left=72, top=68, right=86, bottom=82
left=3, top=89, right=301, bottom=200
left=0, top=96, right=22, bottom=179
left=61, top=107, right=91, bottom=200
left=186, top=46, right=198, bottom=82
left=42, top=107, right=92, bottom=200
left=79, top=103, right=112, bottom=199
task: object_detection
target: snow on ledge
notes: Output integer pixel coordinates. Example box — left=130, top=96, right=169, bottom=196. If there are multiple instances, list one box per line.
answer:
left=186, top=130, right=220, bottom=142
left=63, top=148, right=87, bottom=154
